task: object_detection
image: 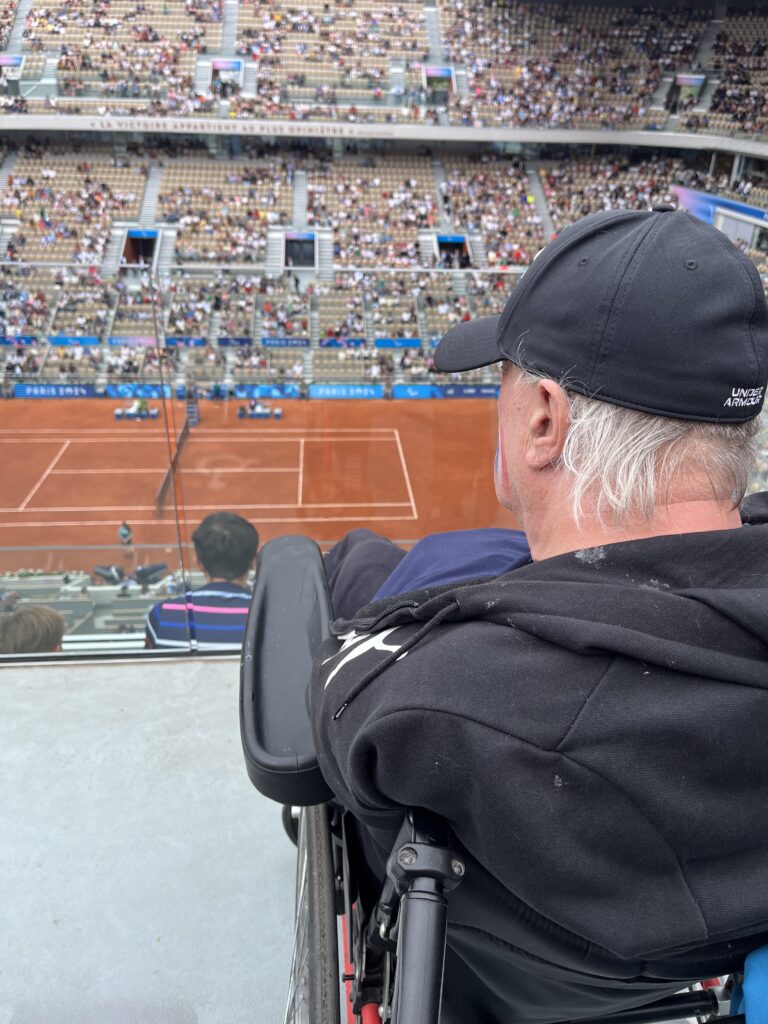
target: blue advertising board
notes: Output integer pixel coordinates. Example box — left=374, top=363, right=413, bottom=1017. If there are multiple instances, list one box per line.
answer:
left=0, top=336, right=36, bottom=345
left=233, top=383, right=300, bottom=399
left=442, top=384, right=499, bottom=398
left=672, top=186, right=768, bottom=226
left=218, top=337, right=253, bottom=347
left=48, top=335, right=100, bottom=346
left=319, top=338, right=367, bottom=348
left=309, top=383, right=383, bottom=399
left=109, top=336, right=156, bottom=347
left=374, top=337, right=421, bottom=348
left=105, top=383, right=171, bottom=398
left=15, top=383, right=95, bottom=398
left=164, top=336, right=206, bottom=348
left=127, top=229, right=158, bottom=239
left=392, top=384, right=440, bottom=399
left=393, top=383, right=499, bottom=399
left=262, top=337, right=310, bottom=348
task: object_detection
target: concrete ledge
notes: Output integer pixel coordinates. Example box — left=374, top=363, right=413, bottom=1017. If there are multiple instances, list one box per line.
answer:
left=0, top=657, right=294, bottom=1022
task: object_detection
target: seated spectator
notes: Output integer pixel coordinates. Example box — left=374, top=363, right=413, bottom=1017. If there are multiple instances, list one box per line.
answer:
left=145, top=512, right=258, bottom=649
left=0, top=605, right=65, bottom=654
left=310, top=209, right=768, bottom=1022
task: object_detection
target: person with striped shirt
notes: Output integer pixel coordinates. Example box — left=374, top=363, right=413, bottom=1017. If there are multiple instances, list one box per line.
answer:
left=145, top=512, right=258, bottom=650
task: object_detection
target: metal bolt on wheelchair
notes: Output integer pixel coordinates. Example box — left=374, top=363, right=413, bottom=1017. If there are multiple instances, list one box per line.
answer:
left=240, top=536, right=747, bottom=1024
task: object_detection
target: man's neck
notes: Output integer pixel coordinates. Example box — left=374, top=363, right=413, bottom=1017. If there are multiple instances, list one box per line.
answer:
left=204, top=575, right=250, bottom=588
left=526, top=499, right=743, bottom=561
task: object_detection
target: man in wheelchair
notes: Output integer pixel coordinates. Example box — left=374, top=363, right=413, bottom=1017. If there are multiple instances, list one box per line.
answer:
left=309, top=209, right=768, bottom=1022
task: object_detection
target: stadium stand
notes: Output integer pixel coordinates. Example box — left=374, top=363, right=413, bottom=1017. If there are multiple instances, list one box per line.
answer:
left=307, top=155, right=435, bottom=267
left=440, top=155, right=544, bottom=265
left=158, top=152, right=293, bottom=264
left=0, top=0, right=767, bottom=143
left=1, top=147, right=147, bottom=263
left=709, top=9, right=768, bottom=137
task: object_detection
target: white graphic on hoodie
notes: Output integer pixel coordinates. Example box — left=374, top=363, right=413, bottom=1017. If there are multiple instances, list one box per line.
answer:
left=322, top=628, right=405, bottom=689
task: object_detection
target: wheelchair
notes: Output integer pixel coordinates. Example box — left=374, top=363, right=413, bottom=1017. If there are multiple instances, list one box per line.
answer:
left=240, top=536, right=748, bottom=1024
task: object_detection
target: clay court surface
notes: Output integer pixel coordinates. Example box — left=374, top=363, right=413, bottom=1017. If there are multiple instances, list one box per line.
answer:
left=0, top=399, right=518, bottom=571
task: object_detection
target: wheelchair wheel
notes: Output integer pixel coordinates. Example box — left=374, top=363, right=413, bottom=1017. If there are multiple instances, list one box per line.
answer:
left=285, top=804, right=341, bottom=1024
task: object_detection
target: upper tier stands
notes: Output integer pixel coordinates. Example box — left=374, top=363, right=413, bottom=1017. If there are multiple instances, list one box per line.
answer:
left=22, top=0, right=221, bottom=99
left=0, top=0, right=767, bottom=142
left=441, top=1, right=709, bottom=129
left=236, top=0, right=428, bottom=93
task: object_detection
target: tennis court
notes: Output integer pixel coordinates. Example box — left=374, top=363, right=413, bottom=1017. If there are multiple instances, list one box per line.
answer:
left=0, top=398, right=517, bottom=569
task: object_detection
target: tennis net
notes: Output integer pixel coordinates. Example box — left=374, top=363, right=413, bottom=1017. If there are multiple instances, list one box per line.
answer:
left=155, top=417, right=191, bottom=513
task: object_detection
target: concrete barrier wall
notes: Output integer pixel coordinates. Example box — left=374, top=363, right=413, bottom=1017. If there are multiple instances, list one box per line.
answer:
left=0, top=656, right=295, bottom=1023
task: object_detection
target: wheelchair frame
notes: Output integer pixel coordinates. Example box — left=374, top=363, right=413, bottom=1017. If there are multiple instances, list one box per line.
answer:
left=240, top=536, right=747, bottom=1024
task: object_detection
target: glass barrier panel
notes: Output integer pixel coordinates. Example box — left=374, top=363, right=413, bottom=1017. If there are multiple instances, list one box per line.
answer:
left=1, top=257, right=767, bottom=659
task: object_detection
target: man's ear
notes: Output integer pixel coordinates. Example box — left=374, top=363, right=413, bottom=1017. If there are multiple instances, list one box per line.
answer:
left=525, top=380, right=569, bottom=469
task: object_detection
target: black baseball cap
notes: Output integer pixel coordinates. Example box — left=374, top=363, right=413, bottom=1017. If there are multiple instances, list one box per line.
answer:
left=436, top=208, right=768, bottom=422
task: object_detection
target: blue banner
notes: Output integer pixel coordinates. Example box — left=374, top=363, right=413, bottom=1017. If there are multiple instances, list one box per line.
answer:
left=442, top=384, right=499, bottom=398
left=105, top=383, right=171, bottom=398
left=109, top=336, right=156, bottom=347
left=127, top=229, right=158, bottom=239
left=392, top=384, right=441, bottom=399
left=319, top=338, right=366, bottom=348
left=48, top=335, right=100, bottom=346
left=15, top=383, right=95, bottom=398
left=393, top=383, right=499, bottom=399
left=0, top=336, right=36, bottom=345
left=218, top=337, right=253, bottom=347
left=309, top=383, right=383, bottom=399
left=375, top=337, right=421, bottom=348
left=262, top=337, right=310, bottom=348
left=233, top=383, right=300, bottom=399
left=672, top=186, right=768, bottom=226
left=164, top=336, right=206, bottom=348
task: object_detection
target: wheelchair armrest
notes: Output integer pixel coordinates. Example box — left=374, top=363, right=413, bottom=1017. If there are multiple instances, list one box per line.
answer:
left=239, top=535, right=334, bottom=806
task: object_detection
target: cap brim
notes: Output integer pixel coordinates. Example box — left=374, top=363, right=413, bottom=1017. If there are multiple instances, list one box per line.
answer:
left=434, top=316, right=502, bottom=372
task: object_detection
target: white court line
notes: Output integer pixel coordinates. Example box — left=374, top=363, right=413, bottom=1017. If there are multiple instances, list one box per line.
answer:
left=0, top=427, right=396, bottom=436
left=49, top=467, right=300, bottom=474
left=298, top=438, right=304, bottom=507
left=0, top=437, right=168, bottom=444
left=50, top=468, right=166, bottom=475
left=394, top=428, right=418, bottom=520
left=18, top=441, right=71, bottom=511
left=0, top=514, right=418, bottom=528
left=0, top=433, right=394, bottom=444
left=0, top=500, right=412, bottom=514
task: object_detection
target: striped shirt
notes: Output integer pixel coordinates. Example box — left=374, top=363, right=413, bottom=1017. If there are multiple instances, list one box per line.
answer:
left=145, top=582, right=251, bottom=650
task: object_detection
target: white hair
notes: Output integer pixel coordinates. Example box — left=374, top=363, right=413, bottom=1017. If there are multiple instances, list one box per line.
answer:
left=516, top=369, right=762, bottom=525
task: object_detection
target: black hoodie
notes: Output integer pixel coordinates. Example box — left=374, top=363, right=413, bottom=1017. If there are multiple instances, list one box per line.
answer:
left=311, top=495, right=768, bottom=1018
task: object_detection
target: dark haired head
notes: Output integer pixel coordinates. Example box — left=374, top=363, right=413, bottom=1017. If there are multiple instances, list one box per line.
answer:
left=192, top=512, right=259, bottom=582
left=0, top=604, right=65, bottom=654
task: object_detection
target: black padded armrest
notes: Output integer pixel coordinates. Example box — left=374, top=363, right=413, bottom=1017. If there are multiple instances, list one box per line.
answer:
left=239, top=536, right=334, bottom=806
